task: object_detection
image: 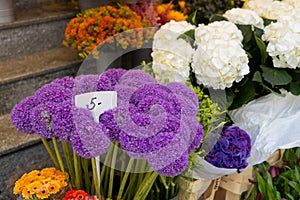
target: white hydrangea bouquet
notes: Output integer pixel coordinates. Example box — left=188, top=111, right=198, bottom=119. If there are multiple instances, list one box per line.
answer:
left=151, top=2, right=300, bottom=197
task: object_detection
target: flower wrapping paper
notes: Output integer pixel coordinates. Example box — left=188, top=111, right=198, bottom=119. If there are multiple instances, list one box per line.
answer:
left=229, top=91, right=300, bottom=166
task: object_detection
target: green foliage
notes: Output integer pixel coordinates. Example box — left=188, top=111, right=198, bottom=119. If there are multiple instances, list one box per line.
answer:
left=247, top=147, right=300, bottom=200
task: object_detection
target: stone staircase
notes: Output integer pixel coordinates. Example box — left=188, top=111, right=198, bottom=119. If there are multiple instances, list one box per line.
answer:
left=0, top=0, right=82, bottom=198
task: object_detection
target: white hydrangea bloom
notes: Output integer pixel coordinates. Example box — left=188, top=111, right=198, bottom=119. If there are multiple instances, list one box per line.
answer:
left=223, top=8, right=264, bottom=29
left=244, top=0, right=294, bottom=20
left=152, top=20, right=195, bottom=83
left=262, top=9, right=300, bottom=69
left=192, top=21, right=249, bottom=90
left=195, top=21, right=243, bottom=44
left=283, top=0, right=300, bottom=8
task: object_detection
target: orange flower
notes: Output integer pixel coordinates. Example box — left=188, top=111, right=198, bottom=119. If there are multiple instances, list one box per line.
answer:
left=36, top=186, right=50, bottom=199
left=63, top=5, right=151, bottom=58
left=21, top=187, right=34, bottom=199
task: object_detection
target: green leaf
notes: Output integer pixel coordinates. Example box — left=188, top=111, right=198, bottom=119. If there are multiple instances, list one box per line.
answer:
left=237, top=25, right=252, bottom=44
left=254, top=35, right=268, bottom=64
left=209, top=14, right=228, bottom=23
left=263, top=18, right=277, bottom=26
left=261, top=65, right=293, bottom=87
left=230, top=81, right=256, bottom=109
left=187, top=11, right=197, bottom=25
left=295, top=167, right=300, bottom=181
left=288, top=181, right=300, bottom=193
left=253, top=71, right=263, bottom=83
left=257, top=173, right=267, bottom=195
left=285, top=193, right=295, bottom=200
left=288, top=82, right=300, bottom=95
left=177, top=29, right=195, bottom=47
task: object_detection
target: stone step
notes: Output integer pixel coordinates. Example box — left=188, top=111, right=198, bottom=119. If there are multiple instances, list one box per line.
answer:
left=0, top=114, right=57, bottom=199
left=0, top=47, right=82, bottom=116
left=0, top=1, right=79, bottom=58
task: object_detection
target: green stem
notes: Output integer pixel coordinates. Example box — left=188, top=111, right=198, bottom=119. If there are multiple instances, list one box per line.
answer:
left=73, top=150, right=81, bottom=189
left=61, top=141, right=75, bottom=183
left=82, top=158, right=91, bottom=193
left=100, top=143, right=114, bottom=196
left=108, top=144, right=118, bottom=199
left=117, top=157, right=135, bottom=199
left=52, top=138, right=65, bottom=172
left=92, top=158, right=101, bottom=198
left=133, top=172, right=159, bottom=200
left=41, top=138, right=59, bottom=168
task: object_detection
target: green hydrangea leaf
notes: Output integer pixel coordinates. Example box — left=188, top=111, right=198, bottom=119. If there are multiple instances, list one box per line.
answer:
left=261, top=65, right=293, bottom=87
left=177, top=29, right=195, bottom=47
left=254, top=35, right=268, bottom=64
left=209, top=14, right=228, bottom=23
left=230, top=81, right=256, bottom=109
left=289, top=82, right=300, bottom=95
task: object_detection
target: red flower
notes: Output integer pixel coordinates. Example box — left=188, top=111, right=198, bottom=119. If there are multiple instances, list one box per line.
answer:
left=63, top=190, right=89, bottom=200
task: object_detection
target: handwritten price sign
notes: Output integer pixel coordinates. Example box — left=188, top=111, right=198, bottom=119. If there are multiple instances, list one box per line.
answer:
left=74, top=91, right=117, bottom=122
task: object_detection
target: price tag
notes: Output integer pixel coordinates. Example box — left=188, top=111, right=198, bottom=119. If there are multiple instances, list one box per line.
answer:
left=74, top=91, right=117, bottom=122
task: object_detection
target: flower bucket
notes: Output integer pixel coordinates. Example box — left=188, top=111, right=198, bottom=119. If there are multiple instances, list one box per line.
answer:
left=266, top=149, right=285, bottom=167
left=214, top=166, right=253, bottom=200
left=0, top=0, right=15, bottom=23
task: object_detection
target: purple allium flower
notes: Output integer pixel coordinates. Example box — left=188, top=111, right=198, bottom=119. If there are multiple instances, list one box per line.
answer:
left=52, top=76, right=74, bottom=89
left=97, top=68, right=127, bottom=91
left=99, top=110, right=121, bottom=141
left=34, top=83, right=72, bottom=104
left=10, top=96, right=37, bottom=133
left=30, top=102, right=58, bottom=138
left=73, top=75, right=100, bottom=95
left=98, top=70, right=203, bottom=176
left=156, top=152, right=188, bottom=176
left=52, top=100, right=74, bottom=142
left=205, top=126, right=251, bottom=170
left=72, top=107, right=110, bottom=158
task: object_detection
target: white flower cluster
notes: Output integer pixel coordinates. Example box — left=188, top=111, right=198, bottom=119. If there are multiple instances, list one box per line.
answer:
left=192, top=21, right=250, bottom=90
left=223, top=8, right=264, bottom=29
left=262, top=9, right=300, bottom=69
left=244, top=0, right=294, bottom=20
left=151, top=20, right=195, bottom=83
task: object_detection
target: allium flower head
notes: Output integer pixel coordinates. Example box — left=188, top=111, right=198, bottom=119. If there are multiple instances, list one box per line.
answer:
left=152, top=20, right=195, bottom=83
left=73, top=74, right=100, bottom=95
left=11, top=96, right=37, bottom=133
left=262, top=9, right=300, bottom=69
left=34, top=83, right=72, bottom=104
left=97, top=68, right=127, bottom=91
left=223, top=8, right=264, bottom=29
left=205, top=126, right=251, bottom=171
left=72, top=107, right=110, bottom=158
left=30, top=102, right=58, bottom=138
left=99, top=70, right=203, bottom=176
left=52, top=100, right=74, bottom=142
left=52, top=76, right=74, bottom=89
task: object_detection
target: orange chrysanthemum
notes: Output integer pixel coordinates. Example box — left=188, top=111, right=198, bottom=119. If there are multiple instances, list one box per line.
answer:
left=63, top=5, right=152, bottom=58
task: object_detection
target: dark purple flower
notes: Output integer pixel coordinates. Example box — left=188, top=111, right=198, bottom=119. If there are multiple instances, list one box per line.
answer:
left=10, top=96, right=37, bottom=134
left=30, top=102, right=58, bottom=138
left=205, top=126, right=251, bottom=170
left=97, top=68, right=127, bottom=91
left=72, top=107, right=110, bottom=158
left=52, top=100, right=75, bottom=142
left=34, top=83, right=72, bottom=104
left=73, top=75, right=100, bottom=95
left=52, top=76, right=74, bottom=89
left=99, top=110, right=121, bottom=141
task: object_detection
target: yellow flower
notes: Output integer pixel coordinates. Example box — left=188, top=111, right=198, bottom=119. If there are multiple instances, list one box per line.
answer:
left=27, top=181, right=43, bottom=193
left=21, top=187, right=34, bottom=199
left=36, top=186, right=50, bottom=199
left=46, top=181, right=61, bottom=194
